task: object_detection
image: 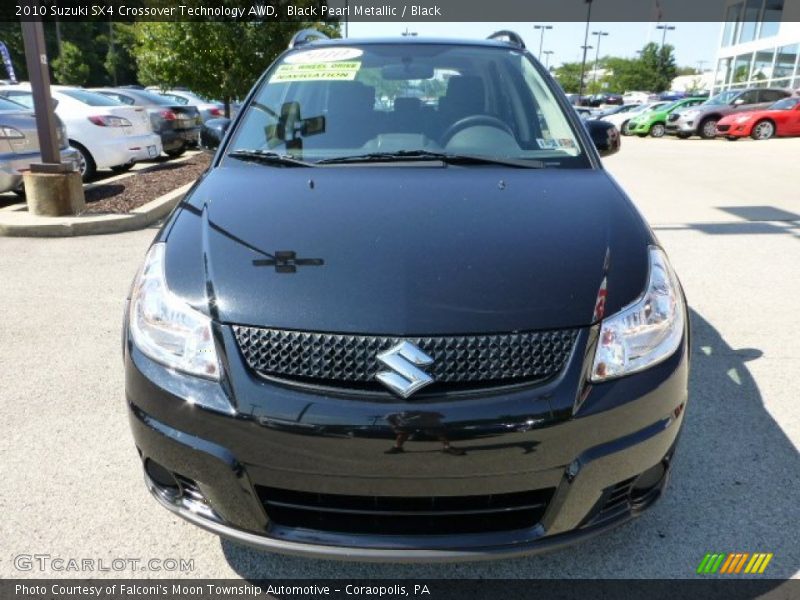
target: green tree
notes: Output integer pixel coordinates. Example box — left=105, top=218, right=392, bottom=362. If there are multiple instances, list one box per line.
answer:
left=135, top=12, right=339, bottom=117
left=553, top=62, right=584, bottom=93
left=638, top=42, right=678, bottom=93
left=105, top=23, right=138, bottom=85
left=52, top=41, right=90, bottom=85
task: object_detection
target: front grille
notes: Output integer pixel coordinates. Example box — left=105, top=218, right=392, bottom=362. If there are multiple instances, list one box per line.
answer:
left=717, top=124, right=730, bottom=132
left=233, top=326, right=577, bottom=393
left=668, top=113, right=680, bottom=122
left=257, top=486, right=555, bottom=535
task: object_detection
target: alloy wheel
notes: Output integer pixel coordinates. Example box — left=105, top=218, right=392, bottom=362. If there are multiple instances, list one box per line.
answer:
left=751, top=121, right=774, bottom=141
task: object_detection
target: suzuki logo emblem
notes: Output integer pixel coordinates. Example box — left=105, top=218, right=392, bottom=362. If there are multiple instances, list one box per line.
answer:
left=376, top=341, right=435, bottom=398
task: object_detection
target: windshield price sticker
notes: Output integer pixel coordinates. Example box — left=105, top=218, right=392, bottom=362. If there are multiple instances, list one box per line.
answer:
left=272, top=62, right=361, bottom=82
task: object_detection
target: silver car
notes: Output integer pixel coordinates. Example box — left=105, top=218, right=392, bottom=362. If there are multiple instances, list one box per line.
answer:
left=153, top=90, right=231, bottom=122
left=0, top=96, right=80, bottom=195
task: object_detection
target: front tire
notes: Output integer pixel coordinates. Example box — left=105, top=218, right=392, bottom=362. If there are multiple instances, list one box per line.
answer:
left=699, top=118, right=718, bottom=140
left=621, top=120, right=632, bottom=135
left=649, top=123, right=666, bottom=138
left=750, top=120, right=775, bottom=140
left=70, top=141, right=96, bottom=181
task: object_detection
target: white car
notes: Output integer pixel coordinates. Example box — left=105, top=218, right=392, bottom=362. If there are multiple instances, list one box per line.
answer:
left=599, top=101, right=670, bottom=135
left=0, top=85, right=162, bottom=179
left=622, top=91, right=650, bottom=105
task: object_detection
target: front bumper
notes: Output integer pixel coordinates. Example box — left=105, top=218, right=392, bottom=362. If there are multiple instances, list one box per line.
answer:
left=0, top=146, right=80, bottom=193
left=716, top=122, right=750, bottom=137
left=627, top=121, right=650, bottom=135
left=665, top=117, right=696, bottom=135
left=125, top=322, right=689, bottom=561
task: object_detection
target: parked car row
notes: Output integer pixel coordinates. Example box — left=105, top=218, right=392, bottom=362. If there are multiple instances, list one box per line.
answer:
left=665, top=88, right=795, bottom=140
left=89, top=88, right=201, bottom=158
left=597, top=87, right=799, bottom=141
left=0, top=83, right=214, bottom=184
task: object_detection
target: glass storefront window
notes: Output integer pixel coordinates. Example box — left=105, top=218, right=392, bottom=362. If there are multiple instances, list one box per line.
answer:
left=774, top=45, right=798, bottom=80
left=759, top=0, right=783, bottom=39
left=715, top=57, right=732, bottom=87
left=738, top=0, right=763, bottom=43
left=732, top=53, right=753, bottom=84
left=722, top=2, right=744, bottom=47
left=752, top=49, right=775, bottom=83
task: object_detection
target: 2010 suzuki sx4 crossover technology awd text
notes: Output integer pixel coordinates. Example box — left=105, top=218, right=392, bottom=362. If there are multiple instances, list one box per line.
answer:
left=124, top=30, right=690, bottom=561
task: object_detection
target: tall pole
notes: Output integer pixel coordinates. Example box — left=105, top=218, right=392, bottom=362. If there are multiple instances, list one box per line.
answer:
left=534, top=25, right=553, bottom=61
left=108, top=19, right=117, bottom=86
left=543, top=50, right=554, bottom=70
left=21, top=20, right=61, bottom=167
left=578, top=0, right=594, bottom=101
left=657, top=24, right=676, bottom=48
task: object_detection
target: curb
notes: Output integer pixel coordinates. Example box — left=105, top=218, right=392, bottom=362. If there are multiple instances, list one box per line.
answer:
left=0, top=182, right=193, bottom=238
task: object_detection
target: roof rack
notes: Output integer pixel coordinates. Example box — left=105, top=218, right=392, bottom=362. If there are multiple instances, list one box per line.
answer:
left=487, top=30, right=526, bottom=49
left=288, top=28, right=330, bottom=50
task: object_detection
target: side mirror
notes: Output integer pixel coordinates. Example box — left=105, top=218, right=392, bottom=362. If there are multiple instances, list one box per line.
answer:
left=200, top=118, right=232, bottom=150
left=732, top=98, right=745, bottom=106
left=584, top=120, right=621, bottom=157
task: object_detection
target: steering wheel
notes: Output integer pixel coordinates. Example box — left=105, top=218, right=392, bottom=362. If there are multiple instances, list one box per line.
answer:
left=440, top=115, right=514, bottom=146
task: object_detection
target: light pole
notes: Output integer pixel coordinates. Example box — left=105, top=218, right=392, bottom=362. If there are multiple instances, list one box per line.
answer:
left=578, top=0, right=594, bottom=101
left=543, top=50, right=554, bottom=70
left=533, top=24, right=553, bottom=61
left=591, top=31, right=609, bottom=91
left=696, top=60, right=707, bottom=74
left=656, top=24, right=676, bottom=47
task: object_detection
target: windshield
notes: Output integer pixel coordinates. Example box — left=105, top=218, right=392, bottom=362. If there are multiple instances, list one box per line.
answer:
left=134, top=90, right=176, bottom=105
left=770, top=97, right=799, bottom=110
left=0, top=97, right=27, bottom=111
left=705, top=90, right=739, bottom=106
left=227, top=44, right=587, bottom=167
left=60, top=89, right=122, bottom=107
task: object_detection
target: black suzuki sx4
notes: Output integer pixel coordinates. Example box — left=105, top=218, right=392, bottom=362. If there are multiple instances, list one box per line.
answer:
left=124, top=31, right=689, bottom=561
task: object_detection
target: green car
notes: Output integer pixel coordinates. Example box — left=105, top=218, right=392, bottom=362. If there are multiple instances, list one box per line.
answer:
left=627, top=97, right=707, bottom=138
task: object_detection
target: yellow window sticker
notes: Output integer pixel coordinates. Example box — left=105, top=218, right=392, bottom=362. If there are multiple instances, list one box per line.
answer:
left=272, top=62, right=361, bottom=82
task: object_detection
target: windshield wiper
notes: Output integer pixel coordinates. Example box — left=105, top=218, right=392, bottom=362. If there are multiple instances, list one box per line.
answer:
left=315, top=150, right=545, bottom=169
left=228, top=149, right=312, bottom=168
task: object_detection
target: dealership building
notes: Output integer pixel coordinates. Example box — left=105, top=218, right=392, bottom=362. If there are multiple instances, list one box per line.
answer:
left=713, top=0, right=800, bottom=93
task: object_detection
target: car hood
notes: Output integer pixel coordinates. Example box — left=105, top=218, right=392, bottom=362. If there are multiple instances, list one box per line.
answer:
left=718, top=108, right=781, bottom=123
left=163, top=163, right=652, bottom=335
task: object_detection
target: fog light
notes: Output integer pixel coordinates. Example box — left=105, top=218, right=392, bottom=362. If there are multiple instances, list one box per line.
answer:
left=630, top=461, right=666, bottom=503
left=145, top=459, right=179, bottom=493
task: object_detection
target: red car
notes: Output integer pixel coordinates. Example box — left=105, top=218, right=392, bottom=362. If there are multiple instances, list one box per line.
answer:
left=716, top=96, right=800, bottom=140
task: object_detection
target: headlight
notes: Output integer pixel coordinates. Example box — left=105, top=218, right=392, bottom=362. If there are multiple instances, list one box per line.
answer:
left=129, top=243, right=220, bottom=380
left=0, top=126, right=25, bottom=139
left=590, top=247, right=685, bottom=382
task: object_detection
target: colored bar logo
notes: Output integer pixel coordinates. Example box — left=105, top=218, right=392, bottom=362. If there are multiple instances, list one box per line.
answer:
left=697, top=553, right=773, bottom=574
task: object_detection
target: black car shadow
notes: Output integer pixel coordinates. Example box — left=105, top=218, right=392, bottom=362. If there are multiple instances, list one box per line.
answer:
left=221, top=309, right=800, bottom=579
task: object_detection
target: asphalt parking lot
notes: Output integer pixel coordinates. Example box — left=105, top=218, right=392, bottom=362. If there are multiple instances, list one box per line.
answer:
left=1, top=136, right=798, bottom=580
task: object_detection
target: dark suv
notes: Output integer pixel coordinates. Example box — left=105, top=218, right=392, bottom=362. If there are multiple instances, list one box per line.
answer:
left=124, top=30, right=689, bottom=560
left=665, top=87, right=791, bottom=139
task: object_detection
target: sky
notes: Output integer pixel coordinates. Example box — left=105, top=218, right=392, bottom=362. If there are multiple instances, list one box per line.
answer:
left=346, top=22, right=723, bottom=71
